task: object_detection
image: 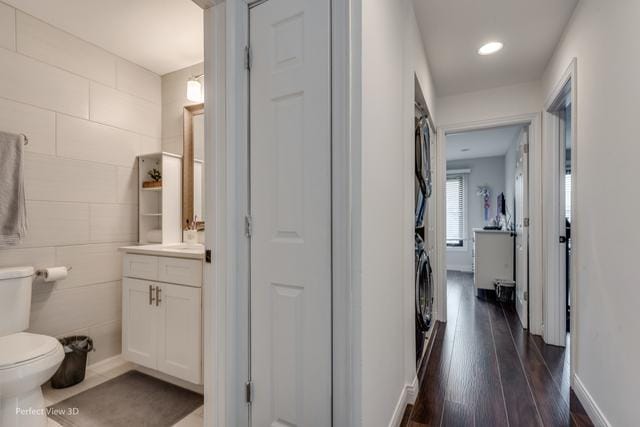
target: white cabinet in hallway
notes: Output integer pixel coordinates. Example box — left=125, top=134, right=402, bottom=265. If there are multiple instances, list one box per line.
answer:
left=121, top=251, right=203, bottom=385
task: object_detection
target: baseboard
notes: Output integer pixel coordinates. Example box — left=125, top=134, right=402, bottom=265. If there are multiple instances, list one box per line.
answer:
left=388, top=383, right=409, bottom=427
left=388, top=375, right=421, bottom=427
left=573, top=374, right=611, bottom=427
left=446, top=265, right=473, bottom=273
left=405, top=375, right=419, bottom=404
left=87, top=353, right=126, bottom=373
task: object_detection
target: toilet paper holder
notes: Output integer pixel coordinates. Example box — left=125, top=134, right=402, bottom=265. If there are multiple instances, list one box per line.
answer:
left=35, top=266, right=73, bottom=277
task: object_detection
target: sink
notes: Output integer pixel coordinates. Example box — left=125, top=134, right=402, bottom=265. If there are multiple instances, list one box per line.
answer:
left=166, top=244, right=204, bottom=251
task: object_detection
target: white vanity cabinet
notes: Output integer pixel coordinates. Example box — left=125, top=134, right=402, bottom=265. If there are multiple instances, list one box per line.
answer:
left=121, top=252, right=203, bottom=385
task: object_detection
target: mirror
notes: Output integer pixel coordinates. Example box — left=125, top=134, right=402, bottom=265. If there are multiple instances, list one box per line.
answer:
left=182, top=103, right=205, bottom=232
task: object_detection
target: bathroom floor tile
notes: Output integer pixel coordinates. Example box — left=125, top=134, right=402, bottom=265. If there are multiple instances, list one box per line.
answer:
left=42, top=371, right=109, bottom=405
left=98, top=361, right=135, bottom=379
left=172, top=412, right=203, bottom=427
left=47, top=418, right=63, bottom=427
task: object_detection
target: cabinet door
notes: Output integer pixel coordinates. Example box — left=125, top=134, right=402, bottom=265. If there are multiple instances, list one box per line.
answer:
left=122, top=278, right=158, bottom=369
left=156, top=283, right=202, bottom=384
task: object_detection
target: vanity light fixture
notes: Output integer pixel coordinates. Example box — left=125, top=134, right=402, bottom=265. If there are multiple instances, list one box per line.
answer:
left=478, top=41, right=503, bottom=56
left=187, top=74, right=204, bottom=102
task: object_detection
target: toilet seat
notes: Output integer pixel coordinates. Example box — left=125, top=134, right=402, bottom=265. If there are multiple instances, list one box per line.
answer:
left=0, top=333, right=61, bottom=370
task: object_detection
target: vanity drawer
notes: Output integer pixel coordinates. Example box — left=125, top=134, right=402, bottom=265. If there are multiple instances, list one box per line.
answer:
left=123, top=254, right=159, bottom=281
left=158, top=257, right=202, bottom=287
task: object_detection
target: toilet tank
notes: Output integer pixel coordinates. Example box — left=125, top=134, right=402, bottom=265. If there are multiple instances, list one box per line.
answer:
left=0, top=266, right=34, bottom=337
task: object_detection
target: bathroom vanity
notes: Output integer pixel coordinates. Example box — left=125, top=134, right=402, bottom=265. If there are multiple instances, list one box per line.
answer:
left=119, top=244, right=204, bottom=385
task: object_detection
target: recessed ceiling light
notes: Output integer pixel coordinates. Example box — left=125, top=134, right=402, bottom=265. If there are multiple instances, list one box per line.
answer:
left=461, top=148, right=470, bottom=152
left=478, top=41, right=503, bottom=56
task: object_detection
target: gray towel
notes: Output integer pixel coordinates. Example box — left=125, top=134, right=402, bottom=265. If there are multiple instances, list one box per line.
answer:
left=0, top=131, right=27, bottom=246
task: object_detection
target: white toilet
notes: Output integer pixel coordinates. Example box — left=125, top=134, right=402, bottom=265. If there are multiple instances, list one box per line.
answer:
left=0, top=266, right=65, bottom=427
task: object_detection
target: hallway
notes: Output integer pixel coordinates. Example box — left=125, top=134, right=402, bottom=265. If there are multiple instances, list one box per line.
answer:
left=403, top=271, right=593, bottom=426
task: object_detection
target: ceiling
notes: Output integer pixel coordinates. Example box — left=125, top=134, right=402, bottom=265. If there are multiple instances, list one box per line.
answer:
left=446, top=125, right=523, bottom=161
left=5, top=0, right=203, bottom=76
left=413, top=0, right=579, bottom=97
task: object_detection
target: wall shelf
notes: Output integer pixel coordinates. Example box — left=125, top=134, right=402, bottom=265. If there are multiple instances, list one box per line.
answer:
left=138, top=152, right=182, bottom=244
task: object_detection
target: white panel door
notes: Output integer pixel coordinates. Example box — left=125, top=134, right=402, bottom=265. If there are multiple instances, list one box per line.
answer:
left=515, top=131, right=529, bottom=328
left=156, top=283, right=202, bottom=384
left=122, top=277, right=157, bottom=369
left=249, top=0, right=332, bottom=425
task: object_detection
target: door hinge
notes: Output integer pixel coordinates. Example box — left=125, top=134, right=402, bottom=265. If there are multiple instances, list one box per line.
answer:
left=245, top=381, right=252, bottom=404
left=524, top=291, right=528, bottom=302
left=244, top=46, right=252, bottom=71
left=205, top=249, right=212, bottom=264
left=245, top=215, right=253, bottom=238
left=524, top=218, right=530, bottom=227
left=523, top=143, right=529, bottom=154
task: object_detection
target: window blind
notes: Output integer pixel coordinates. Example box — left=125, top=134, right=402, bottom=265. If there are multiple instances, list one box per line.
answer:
left=446, top=175, right=464, bottom=246
left=565, top=173, right=572, bottom=221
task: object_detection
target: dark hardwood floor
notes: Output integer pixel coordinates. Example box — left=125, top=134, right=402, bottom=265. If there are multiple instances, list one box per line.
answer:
left=403, top=271, right=593, bottom=427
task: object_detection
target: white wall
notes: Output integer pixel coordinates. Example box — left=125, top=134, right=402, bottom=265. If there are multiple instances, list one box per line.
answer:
left=437, top=81, right=542, bottom=127
left=446, top=156, right=506, bottom=271
left=0, top=2, right=161, bottom=364
left=542, top=1, right=640, bottom=424
left=356, top=0, right=437, bottom=425
left=161, top=62, right=204, bottom=155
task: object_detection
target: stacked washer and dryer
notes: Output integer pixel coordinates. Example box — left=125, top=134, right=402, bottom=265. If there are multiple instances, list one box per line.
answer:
left=415, top=109, right=434, bottom=364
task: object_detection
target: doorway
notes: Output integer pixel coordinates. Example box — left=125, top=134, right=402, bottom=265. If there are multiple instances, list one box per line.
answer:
left=443, top=124, right=529, bottom=329
left=543, top=58, right=577, bottom=350
left=561, top=106, right=572, bottom=333
left=435, top=114, right=543, bottom=335
left=248, top=0, right=332, bottom=426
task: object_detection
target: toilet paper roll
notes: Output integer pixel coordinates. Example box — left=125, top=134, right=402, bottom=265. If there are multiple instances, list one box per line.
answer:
left=42, top=267, right=68, bottom=282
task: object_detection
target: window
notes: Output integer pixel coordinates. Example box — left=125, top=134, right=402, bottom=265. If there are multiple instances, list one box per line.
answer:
left=565, top=173, right=572, bottom=221
left=447, top=175, right=465, bottom=247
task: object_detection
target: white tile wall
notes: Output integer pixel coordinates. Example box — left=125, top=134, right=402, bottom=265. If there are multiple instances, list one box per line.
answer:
left=161, top=62, right=204, bottom=155
left=53, top=243, right=128, bottom=289
left=20, top=201, right=90, bottom=247
left=116, top=59, right=161, bottom=104
left=0, top=2, right=15, bottom=50
left=116, top=166, right=138, bottom=204
left=87, top=320, right=122, bottom=364
left=90, top=204, right=138, bottom=243
left=0, top=97, right=55, bottom=155
left=0, top=48, right=89, bottom=118
left=29, top=281, right=122, bottom=338
left=56, top=114, right=140, bottom=167
left=16, top=12, right=117, bottom=87
left=139, top=135, right=162, bottom=155
left=90, top=82, right=162, bottom=138
left=0, top=246, right=55, bottom=270
left=24, top=153, right=118, bottom=203
left=0, top=1, right=162, bottom=364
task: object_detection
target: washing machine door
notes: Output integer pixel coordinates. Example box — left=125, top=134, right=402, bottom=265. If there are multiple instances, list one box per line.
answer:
left=415, top=240, right=433, bottom=332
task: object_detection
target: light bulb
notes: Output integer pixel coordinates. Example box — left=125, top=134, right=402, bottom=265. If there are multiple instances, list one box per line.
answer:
left=187, top=78, right=203, bottom=102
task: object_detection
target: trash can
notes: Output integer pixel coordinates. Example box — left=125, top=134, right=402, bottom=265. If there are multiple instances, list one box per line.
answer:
left=494, top=279, right=516, bottom=303
left=50, top=336, right=94, bottom=389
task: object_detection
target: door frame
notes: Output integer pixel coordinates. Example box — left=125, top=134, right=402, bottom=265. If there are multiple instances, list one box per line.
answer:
left=542, top=58, right=577, bottom=361
left=435, top=113, right=544, bottom=335
left=201, top=1, right=354, bottom=426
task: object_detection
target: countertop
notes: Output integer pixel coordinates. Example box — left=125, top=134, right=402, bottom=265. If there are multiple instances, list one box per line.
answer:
left=119, top=244, right=205, bottom=260
left=472, top=228, right=514, bottom=235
